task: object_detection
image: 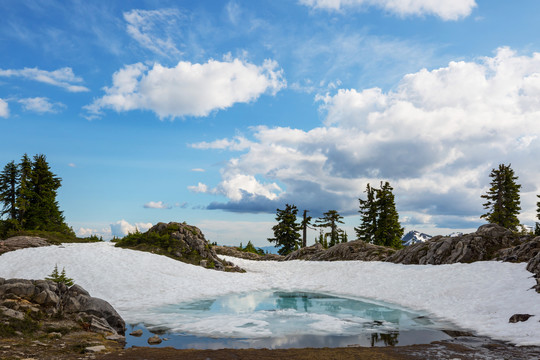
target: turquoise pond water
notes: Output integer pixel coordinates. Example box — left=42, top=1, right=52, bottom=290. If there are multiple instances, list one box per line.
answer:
left=126, top=291, right=459, bottom=349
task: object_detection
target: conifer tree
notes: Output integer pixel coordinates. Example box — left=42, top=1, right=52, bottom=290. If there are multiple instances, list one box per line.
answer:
left=16, top=154, right=33, bottom=225
left=0, top=161, right=19, bottom=220
left=301, top=210, right=312, bottom=248
left=23, top=154, right=66, bottom=232
left=315, top=210, right=344, bottom=248
left=356, top=181, right=403, bottom=249
left=375, top=181, right=404, bottom=248
left=480, top=164, right=521, bottom=231
left=268, top=204, right=302, bottom=255
left=355, top=183, right=378, bottom=243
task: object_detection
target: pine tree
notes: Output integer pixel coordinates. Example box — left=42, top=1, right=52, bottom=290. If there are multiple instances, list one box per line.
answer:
left=375, top=181, right=404, bottom=248
left=23, top=154, right=66, bottom=232
left=355, top=183, right=378, bottom=243
left=356, top=181, right=403, bottom=249
left=315, top=210, right=344, bottom=248
left=0, top=161, right=19, bottom=220
left=268, top=204, right=302, bottom=255
left=480, top=164, right=521, bottom=231
left=16, top=154, right=33, bottom=226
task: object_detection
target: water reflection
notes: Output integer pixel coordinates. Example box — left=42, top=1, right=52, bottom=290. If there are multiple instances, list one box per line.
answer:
left=139, top=291, right=455, bottom=349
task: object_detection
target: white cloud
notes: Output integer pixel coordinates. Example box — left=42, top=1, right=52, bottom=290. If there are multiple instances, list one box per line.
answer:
left=191, top=168, right=205, bottom=172
left=86, top=58, right=286, bottom=119
left=0, top=67, right=89, bottom=92
left=191, top=136, right=253, bottom=151
left=68, top=163, right=76, bottom=168
left=143, top=201, right=172, bottom=209
left=123, top=8, right=183, bottom=57
left=192, top=47, right=540, bottom=230
left=110, top=220, right=153, bottom=237
left=0, top=99, right=8, bottom=118
left=18, top=97, right=65, bottom=113
left=300, top=0, right=477, bottom=20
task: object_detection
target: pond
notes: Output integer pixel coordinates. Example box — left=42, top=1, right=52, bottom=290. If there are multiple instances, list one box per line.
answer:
left=126, top=291, right=460, bottom=349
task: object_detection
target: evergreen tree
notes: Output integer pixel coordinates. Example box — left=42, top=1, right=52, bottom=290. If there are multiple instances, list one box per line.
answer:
left=375, top=181, right=404, bottom=248
left=315, top=210, right=344, bottom=248
left=0, top=161, right=19, bottom=220
left=268, top=204, right=302, bottom=255
left=480, top=164, right=521, bottom=231
left=301, top=210, right=312, bottom=248
left=356, top=181, right=403, bottom=249
left=16, top=154, right=33, bottom=225
left=23, top=154, right=66, bottom=232
left=340, top=230, right=348, bottom=243
left=355, top=183, right=378, bottom=243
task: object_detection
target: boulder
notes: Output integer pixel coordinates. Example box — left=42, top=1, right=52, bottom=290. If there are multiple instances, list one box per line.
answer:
left=0, top=277, right=125, bottom=336
left=0, top=236, right=50, bottom=255
left=509, top=314, right=534, bottom=323
left=130, top=329, right=143, bottom=337
left=147, top=334, right=162, bottom=345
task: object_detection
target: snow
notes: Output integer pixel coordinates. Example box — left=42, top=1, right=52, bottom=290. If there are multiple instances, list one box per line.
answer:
left=402, top=230, right=432, bottom=246
left=0, top=242, right=539, bottom=346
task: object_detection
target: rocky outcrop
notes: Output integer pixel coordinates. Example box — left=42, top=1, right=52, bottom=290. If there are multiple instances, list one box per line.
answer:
left=0, top=236, right=50, bottom=255
left=386, top=224, right=525, bottom=265
left=117, top=222, right=244, bottom=272
left=0, top=277, right=125, bottom=336
left=214, top=245, right=283, bottom=261
left=284, top=241, right=395, bottom=261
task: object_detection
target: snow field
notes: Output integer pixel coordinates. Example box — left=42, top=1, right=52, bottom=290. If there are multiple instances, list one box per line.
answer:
left=0, top=242, right=538, bottom=346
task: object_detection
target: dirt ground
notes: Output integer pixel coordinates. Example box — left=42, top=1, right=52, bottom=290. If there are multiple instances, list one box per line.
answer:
left=94, top=341, right=540, bottom=360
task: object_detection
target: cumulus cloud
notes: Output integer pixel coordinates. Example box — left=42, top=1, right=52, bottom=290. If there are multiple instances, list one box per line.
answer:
left=0, top=67, right=89, bottom=92
left=18, top=97, right=65, bottom=113
left=124, top=8, right=184, bottom=57
left=143, top=201, right=172, bottom=209
left=85, top=58, right=286, bottom=119
left=0, top=99, right=8, bottom=118
left=191, top=47, right=540, bottom=229
left=300, top=0, right=477, bottom=20
left=110, top=219, right=152, bottom=237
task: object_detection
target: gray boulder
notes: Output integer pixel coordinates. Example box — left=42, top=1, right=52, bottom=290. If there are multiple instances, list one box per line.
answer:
left=0, top=277, right=125, bottom=336
left=285, top=241, right=395, bottom=262
left=0, top=236, right=50, bottom=255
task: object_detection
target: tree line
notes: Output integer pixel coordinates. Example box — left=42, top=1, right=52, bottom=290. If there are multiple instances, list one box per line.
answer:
left=268, top=181, right=404, bottom=255
left=0, top=154, right=73, bottom=237
left=268, top=164, right=540, bottom=255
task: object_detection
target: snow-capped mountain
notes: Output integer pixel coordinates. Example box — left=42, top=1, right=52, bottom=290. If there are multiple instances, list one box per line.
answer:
left=448, top=232, right=464, bottom=237
left=401, top=230, right=432, bottom=246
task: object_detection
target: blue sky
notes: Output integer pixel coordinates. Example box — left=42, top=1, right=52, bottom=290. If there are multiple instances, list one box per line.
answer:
left=2, top=0, right=540, bottom=246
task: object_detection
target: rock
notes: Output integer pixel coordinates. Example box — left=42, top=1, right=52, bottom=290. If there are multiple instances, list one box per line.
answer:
left=214, top=246, right=283, bottom=261
left=285, top=243, right=324, bottom=260
left=0, top=306, right=25, bottom=320
left=85, top=345, right=106, bottom=353
left=387, top=224, right=526, bottom=265
left=130, top=329, right=143, bottom=337
left=120, top=222, right=244, bottom=272
left=284, top=241, right=394, bottom=262
left=509, top=314, right=534, bottom=323
left=0, top=278, right=126, bottom=338
left=0, top=236, right=50, bottom=255
left=147, top=334, right=162, bottom=345
left=64, top=294, right=125, bottom=335
left=106, top=333, right=126, bottom=342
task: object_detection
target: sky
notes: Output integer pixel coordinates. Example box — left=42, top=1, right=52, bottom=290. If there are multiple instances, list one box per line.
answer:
left=1, top=0, right=540, bottom=246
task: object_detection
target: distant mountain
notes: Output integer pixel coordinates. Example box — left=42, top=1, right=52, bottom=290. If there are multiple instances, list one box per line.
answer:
left=448, top=232, right=464, bottom=237
left=259, top=245, right=280, bottom=255
left=401, top=230, right=432, bottom=246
